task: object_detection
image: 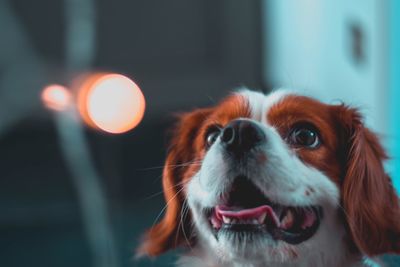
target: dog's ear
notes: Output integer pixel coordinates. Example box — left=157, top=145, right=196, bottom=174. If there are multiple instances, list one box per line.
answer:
left=137, top=108, right=213, bottom=257
left=336, top=106, right=400, bottom=256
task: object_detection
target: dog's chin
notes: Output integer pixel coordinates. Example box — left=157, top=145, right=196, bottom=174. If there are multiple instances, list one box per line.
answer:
left=191, top=176, right=323, bottom=262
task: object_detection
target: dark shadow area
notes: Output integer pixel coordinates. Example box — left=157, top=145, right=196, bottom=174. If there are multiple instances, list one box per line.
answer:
left=0, top=1, right=264, bottom=266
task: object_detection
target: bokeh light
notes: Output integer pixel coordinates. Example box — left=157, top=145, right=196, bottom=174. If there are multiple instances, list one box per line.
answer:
left=78, top=73, right=145, bottom=134
left=41, top=84, right=72, bottom=111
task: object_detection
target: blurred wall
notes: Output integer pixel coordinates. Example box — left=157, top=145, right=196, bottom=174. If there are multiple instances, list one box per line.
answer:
left=389, top=0, right=400, bottom=190
left=263, top=0, right=399, bottom=191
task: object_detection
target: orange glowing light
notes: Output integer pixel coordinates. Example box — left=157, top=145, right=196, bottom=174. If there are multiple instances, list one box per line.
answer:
left=78, top=73, right=145, bottom=134
left=41, top=84, right=71, bottom=111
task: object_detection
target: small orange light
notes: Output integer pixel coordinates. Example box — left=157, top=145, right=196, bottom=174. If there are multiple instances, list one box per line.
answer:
left=78, top=74, right=145, bottom=134
left=41, top=84, right=71, bottom=111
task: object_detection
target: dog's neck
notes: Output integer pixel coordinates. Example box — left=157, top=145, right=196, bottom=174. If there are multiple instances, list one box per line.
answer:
left=176, top=243, right=377, bottom=267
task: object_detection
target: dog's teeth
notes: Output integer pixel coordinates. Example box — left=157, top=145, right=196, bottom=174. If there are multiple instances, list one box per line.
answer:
left=281, top=209, right=294, bottom=229
left=222, top=216, right=231, bottom=224
left=258, top=212, right=267, bottom=224
left=301, top=209, right=316, bottom=229
left=221, top=216, right=267, bottom=225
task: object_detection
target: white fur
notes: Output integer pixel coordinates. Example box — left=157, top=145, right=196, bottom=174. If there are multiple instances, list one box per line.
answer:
left=181, top=89, right=378, bottom=267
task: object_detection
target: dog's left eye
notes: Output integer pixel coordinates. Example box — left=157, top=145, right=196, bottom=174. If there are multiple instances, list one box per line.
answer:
left=205, top=125, right=221, bottom=148
left=290, top=126, right=320, bottom=148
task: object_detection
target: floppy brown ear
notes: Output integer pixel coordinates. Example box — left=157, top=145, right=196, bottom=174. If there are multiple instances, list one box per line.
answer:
left=137, top=108, right=213, bottom=257
left=337, top=106, right=400, bottom=256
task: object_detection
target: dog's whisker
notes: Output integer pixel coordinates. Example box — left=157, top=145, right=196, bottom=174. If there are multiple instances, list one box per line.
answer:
left=181, top=200, right=193, bottom=251
left=150, top=185, right=186, bottom=232
left=138, top=160, right=203, bottom=171
left=142, top=180, right=187, bottom=200
left=148, top=160, right=202, bottom=185
left=175, top=199, right=193, bottom=251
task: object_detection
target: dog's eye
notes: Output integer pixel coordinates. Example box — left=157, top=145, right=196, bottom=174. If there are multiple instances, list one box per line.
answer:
left=290, top=127, right=320, bottom=148
left=205, top=125, right=221, bottom=148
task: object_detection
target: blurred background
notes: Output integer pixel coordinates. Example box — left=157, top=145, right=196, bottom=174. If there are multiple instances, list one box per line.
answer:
left=0, top=0, right=398, bottom=266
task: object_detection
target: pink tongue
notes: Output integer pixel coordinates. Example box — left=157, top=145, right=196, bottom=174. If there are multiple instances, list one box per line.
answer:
left=216, top=205, right=279, bottom=225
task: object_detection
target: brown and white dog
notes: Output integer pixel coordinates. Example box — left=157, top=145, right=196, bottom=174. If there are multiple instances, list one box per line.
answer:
left=138, top=89, right=400, bottom=267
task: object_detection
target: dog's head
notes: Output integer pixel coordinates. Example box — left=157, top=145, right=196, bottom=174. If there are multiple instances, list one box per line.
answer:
left=138, top=90, right=400, bottom=264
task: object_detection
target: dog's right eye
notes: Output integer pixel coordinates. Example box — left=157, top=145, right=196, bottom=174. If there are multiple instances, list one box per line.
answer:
left=289, top=125, right=321, bottom=149
left=205, top=125, right=222, bottom=148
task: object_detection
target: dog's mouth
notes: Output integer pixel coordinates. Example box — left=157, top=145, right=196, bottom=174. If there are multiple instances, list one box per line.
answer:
left=207, top=177, right=322, bottom=244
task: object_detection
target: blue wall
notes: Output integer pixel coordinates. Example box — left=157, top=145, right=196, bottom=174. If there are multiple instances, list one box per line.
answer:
left=390, top=0, right=400, bottom=192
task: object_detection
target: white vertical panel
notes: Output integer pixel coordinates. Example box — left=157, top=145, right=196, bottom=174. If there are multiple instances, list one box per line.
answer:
left=262, top=0, right=389, bottom=133
left=389, top=0, right=400, bottom=191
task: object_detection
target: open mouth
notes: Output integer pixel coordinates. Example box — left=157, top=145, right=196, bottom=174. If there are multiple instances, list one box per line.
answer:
left=207, top=176, right=322, bottom=244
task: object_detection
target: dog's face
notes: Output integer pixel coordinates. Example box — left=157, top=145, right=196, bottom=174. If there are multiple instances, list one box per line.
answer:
left=139, top=90, right=400, bottom=265
left=185, top=90, right=342, bottom=264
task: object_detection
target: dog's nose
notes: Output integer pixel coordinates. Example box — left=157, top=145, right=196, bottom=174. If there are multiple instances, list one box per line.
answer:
left=221, top=119, right=265, bottom=153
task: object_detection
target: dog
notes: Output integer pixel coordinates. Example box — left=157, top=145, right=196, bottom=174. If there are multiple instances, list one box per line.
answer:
left=138, top=89, right=400, bottom=267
